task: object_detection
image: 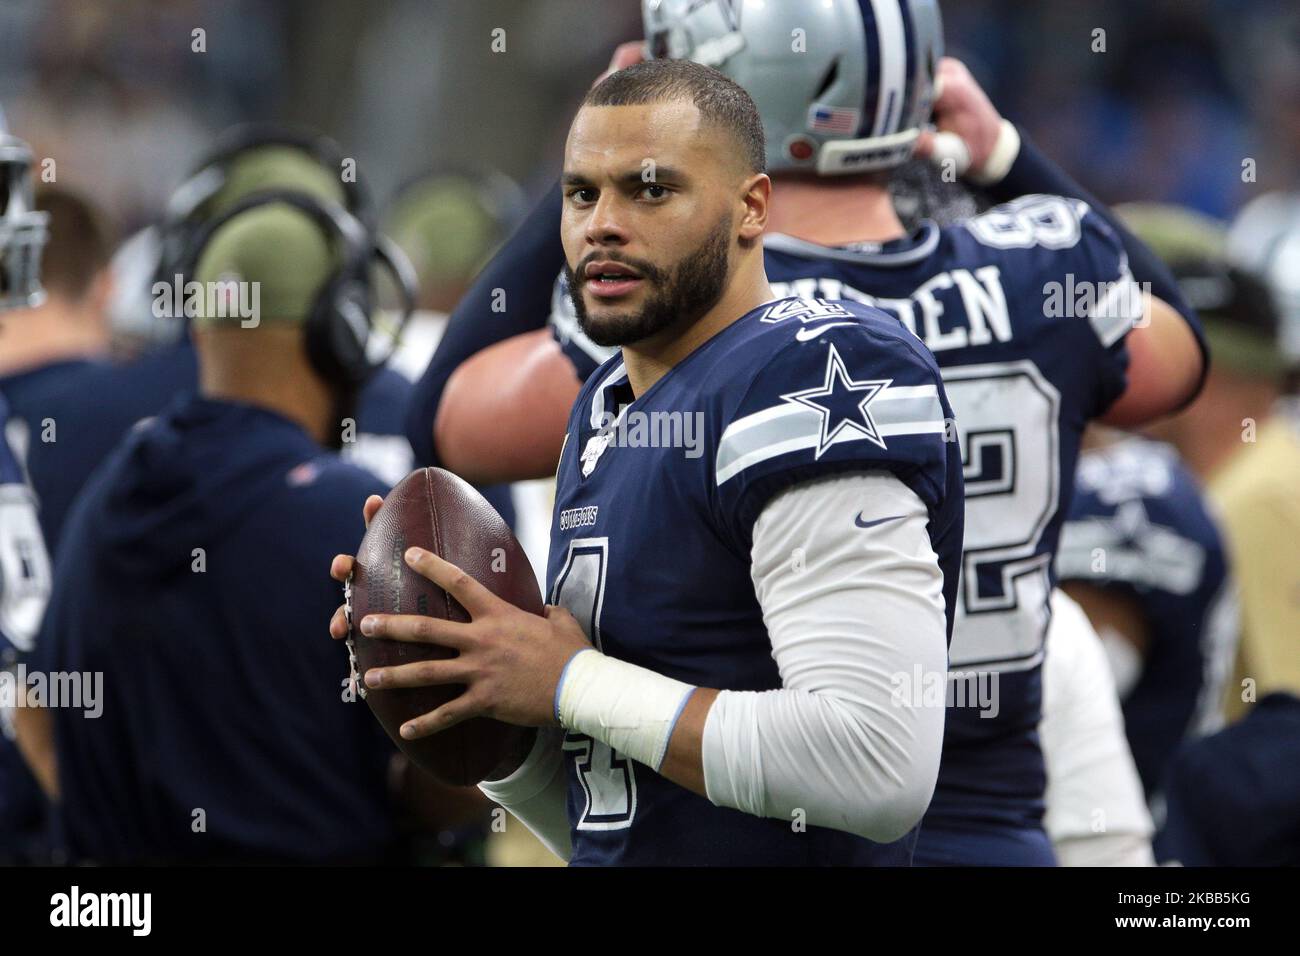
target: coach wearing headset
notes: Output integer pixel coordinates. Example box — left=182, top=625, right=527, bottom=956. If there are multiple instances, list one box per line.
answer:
left=20, top=197, right=405, bottom=864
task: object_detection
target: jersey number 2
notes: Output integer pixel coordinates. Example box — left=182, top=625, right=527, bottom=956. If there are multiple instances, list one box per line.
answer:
left=942, top=362, right=1061, bottom=671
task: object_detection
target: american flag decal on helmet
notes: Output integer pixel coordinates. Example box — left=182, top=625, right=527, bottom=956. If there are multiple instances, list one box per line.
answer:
left=809, top=104, right=861, bottom=135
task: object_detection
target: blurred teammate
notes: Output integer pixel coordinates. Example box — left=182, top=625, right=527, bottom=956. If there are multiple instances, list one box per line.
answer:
left=337, top=58, right=964, bottom=865
left=1057, top=208, right=1246, bottom=799
left=22, top=197, right=405, bottom=863
left=0, top=115, right=53, bottom=864
left=1102, top=199, right=1299, bottom=865
left=1057, top=432, right=1237, bottom=811
left=0, top=188, right=114, bottom=551
left=407, top=2, right=1208, bottom=864
left=1114, top=200, right=1295, bottom=721
left=1212, top=193, right=1300, bottom=722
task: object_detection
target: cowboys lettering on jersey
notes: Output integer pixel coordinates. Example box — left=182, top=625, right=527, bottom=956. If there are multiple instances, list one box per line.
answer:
left=1057, top=436, right=1237, bottom=816
left=552, top=193, right=1143, bottom=863
left=548, top=295, right=963, bottom=865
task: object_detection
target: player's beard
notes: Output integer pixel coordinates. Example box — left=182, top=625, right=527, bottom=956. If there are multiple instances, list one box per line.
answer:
left=565, top=213, right=732, bottom=348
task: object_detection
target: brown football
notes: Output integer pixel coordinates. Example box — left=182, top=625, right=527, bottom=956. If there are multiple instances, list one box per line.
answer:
left=346, top=467, right=539, bottom=785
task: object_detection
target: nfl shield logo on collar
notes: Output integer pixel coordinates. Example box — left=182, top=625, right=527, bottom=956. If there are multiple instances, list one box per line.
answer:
left=581, top=431, right=613, bottom=477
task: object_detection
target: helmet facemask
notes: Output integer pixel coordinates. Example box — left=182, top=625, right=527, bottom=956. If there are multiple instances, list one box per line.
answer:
left=0, top=136, right=49, bottom=312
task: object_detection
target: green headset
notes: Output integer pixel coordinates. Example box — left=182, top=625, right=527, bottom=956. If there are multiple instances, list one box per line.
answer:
left=178, top=189, right=416, bottom=388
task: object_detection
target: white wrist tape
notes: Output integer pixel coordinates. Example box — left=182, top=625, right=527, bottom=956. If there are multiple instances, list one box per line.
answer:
left=927, top=130, right=973, bottom=177
left=928, top=119, right=1021, bottom=186
left=967, top=119, right=1021, bottom=186
left=555, top=649, right=696, bottom=771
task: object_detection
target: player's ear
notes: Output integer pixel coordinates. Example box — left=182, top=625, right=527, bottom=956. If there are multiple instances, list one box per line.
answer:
left=738, top=173, right=770, bottom=242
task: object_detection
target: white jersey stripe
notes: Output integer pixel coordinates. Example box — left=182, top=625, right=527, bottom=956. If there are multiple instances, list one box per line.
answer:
left=868, top=0, right=907, bottom=136
left=720, top=382, right=941, bottom=442
left=716, top=402, right=946, bottom=485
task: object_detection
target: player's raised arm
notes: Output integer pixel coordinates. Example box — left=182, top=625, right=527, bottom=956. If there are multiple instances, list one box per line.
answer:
left=917, top=57, right=1208, bottom=423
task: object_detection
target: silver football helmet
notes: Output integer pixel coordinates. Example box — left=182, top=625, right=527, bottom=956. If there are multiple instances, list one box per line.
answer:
left=0, top=109, right=48, bottom=312
left=643, top=0, right=943, bottom=175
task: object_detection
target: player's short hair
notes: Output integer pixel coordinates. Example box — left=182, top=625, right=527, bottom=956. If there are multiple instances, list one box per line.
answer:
left=584, top=58, right=767, bottom=175
left=35, top=187, right=112, bottom=301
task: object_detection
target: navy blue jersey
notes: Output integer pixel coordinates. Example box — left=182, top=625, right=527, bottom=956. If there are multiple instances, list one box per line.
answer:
left=553, top=196, right=1140, bottom=857
left=0, top=348, right=194, bottom=555
left=31, top=396, right=397, bottom=863
left=0, top=392, right=53, bottom=863
left=0, top=342, right=446, bottom=554
left=1056, top=437, right=1237, bottom=804
left=548, top=296, right=963, bottom=866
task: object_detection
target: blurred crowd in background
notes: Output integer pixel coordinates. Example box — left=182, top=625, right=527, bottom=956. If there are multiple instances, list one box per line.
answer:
left=3, top=0, right=1299, bottom=240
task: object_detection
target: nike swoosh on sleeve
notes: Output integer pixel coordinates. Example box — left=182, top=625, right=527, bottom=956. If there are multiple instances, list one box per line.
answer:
left=854, top=513, right=905, bottom=529
left=795, top=322, right=858, bottom=341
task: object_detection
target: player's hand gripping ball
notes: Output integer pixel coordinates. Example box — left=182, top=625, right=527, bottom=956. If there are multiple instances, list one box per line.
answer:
left=341, top=469, right=542, bottom=785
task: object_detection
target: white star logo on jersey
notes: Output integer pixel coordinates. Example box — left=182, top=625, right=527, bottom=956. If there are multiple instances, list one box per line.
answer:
left=780, top=343, right=892, bottom=457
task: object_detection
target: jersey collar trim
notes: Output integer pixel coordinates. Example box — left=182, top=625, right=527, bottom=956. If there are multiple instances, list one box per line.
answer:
left=764, top=222, right=940, bottom=268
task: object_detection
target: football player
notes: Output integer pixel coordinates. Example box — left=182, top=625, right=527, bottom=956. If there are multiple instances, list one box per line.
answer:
left=334, top=58, right=965, bottom=865
left=1052, top=206, right=1245, bottom=817
left=0, top=114, right=54, bottom=863
left=0, top=188, right=114, bottom=551
left=407, top=1, right=1208, bottom=864
left=1144, top=195, right=1300, bottom=865
left=1057, top=432, right=1237, bottom=815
